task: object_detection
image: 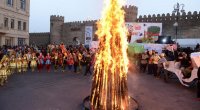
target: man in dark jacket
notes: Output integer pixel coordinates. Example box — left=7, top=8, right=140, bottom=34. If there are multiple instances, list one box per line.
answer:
left=84, top=52, right=92, bottom=76
left=197, top=67, right=200, bottom=100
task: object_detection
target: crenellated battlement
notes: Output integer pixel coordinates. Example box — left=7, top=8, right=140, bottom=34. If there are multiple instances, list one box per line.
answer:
left=50, top=15, right=64, bottom=22
left=82, top=20, right=98, bottom=24
left=138, top=11, right=200, bottom=22
left=30, top=32, right=50, bottom=36
left=122, top=5, right=138, bottom=11
left=64, top=20, right=98, bottom=26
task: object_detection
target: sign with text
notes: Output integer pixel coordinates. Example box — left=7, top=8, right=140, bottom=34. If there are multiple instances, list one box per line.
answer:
left=125, top=23, right=162, bottom=43
left=85, top=26, right=93, bottom=45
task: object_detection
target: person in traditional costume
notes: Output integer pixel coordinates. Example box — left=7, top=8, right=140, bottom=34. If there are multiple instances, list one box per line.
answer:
left=62, top=52, right=68, bottom=72
left=45, top=53, right=51, bottom=72
left=26, top=51, right=32, bottom=69
left=37, top=52, right=44, bottom=72
left=73, top=52, right=78, bottom=73
left=22, top=55, right=28, bottom=73
left=9, top=54, right=17, bottom=74
left=77, top=51, right=83, bottom=73
left=0, top=62, right=4, bottom=86
left=58, top=52, right=65, bottom=72
left=60, top=42, right=67, bottom=54
left=53, top=51, right=59, bottom=72
left=16, top=56, right=22, bottom=73
left=0, top=55, right=9, bottom=85
left=67, top=53, right=74, bottom=71
left=30, top=53, right=37, bottom=72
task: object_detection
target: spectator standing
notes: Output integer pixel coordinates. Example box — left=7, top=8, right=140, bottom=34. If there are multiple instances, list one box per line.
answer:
left=140, top=52, right=148, bottom=73
left=147, top=50, right=153, bottom=74
left=157, top=53, right=167, bottom=78
left=152, top=52, right=160, bottom=77
left=84, top=51, right=92, bottom=76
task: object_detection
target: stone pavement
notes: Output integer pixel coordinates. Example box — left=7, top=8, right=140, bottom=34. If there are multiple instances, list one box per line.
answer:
left=0, top=69, right=199, bottom=110
left=128, top=72, right=200, bottom=110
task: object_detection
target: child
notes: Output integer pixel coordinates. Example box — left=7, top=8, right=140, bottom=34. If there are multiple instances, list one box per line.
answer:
left=30, top=53, right=37, bottom=72
left=45, top=53, right=51, bottom=72
left=67, top=53, right=74, bottom=71
left=9, top=55, right=17, bottom=74
left=37, top=53, right=44, bottom=72
left=0, top=56, right=9, bottom=85
left=53, top=52, right=59, bottom=72
left=22, top=55, right=28, bottom=73
left=16, top=57, right=22, bottom=73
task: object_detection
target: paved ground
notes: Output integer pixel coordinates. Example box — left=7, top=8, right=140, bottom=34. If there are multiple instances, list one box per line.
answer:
left=0, top=68, right=199, bottom=110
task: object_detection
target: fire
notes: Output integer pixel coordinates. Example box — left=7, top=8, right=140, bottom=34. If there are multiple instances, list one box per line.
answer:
left=90, top=0, right=129, bottom=110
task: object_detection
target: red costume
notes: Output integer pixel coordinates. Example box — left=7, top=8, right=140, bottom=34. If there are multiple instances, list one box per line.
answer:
left=60, top=44, right=67, bottom=54
left=45, top=54, right=51, bottom=72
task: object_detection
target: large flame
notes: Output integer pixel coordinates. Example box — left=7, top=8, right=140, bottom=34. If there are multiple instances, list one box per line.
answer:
left=90, top=0, right=129, bottom=109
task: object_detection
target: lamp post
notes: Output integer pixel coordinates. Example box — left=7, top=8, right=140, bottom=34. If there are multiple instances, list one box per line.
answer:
left=172, top=3, right=185, bottom=43
left=173, top=22, right=178, bottom=43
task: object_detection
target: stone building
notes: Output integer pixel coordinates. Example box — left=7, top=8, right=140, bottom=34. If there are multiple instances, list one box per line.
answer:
left=0, top=0, right=30, bottom=46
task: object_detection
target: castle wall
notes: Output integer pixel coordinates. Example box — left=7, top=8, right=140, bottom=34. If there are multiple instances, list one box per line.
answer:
left=123, top=5, right=138, bottom=22
left=31, top=5, right=200, bottom=47
left=29, top=32, right=50, bottom=46
left=137, top=11, right=200, bottom=39
left=50, top=15, right=64, bottom=44
left=62, top=20, right=98, bottom=45
left=48, top=5, right=137, bottom=46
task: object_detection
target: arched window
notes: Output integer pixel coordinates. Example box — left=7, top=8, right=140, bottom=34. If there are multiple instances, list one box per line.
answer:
left=20, top=0, right=26, bottom=10
left=7, top=0, right=13, bottom=6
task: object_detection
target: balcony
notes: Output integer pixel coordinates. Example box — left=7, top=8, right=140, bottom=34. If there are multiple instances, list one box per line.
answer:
left=0, top=23, right=9, bottom=34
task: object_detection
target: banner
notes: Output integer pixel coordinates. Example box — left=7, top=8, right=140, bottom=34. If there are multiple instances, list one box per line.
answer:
left=128, top=43, right=177, bottom=54
left=125, top=23, right=162, bottom=43
left=85, top=26, right=93, bottom=45
left=128, top=43, right=145, bottom=54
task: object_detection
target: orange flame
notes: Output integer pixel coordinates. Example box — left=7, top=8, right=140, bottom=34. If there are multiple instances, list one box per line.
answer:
left=90, top=0, right=129, bottom=109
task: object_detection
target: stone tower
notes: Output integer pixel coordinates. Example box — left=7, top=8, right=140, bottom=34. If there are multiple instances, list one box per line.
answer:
left=50, top=15, right=64, bottom=44
left=123, top=5, right=138, bottom=22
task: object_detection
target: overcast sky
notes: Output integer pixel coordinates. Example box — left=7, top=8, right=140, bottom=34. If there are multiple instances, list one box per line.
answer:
left=30, top=0, right=200, bottom=32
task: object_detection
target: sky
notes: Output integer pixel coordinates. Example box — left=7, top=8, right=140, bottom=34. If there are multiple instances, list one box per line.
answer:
left=30, top=0, right=200, bottom=32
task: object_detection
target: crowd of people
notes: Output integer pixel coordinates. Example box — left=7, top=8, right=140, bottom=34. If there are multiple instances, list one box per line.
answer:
left=138, top=50, right=193, bottom=78
left=134, top=43, right=200, bottom=100
left=0, top=43, right=96, bottom=85
left=0, top=43, right=200, bottom=100
left=134, top=44, right=200, bottom=78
